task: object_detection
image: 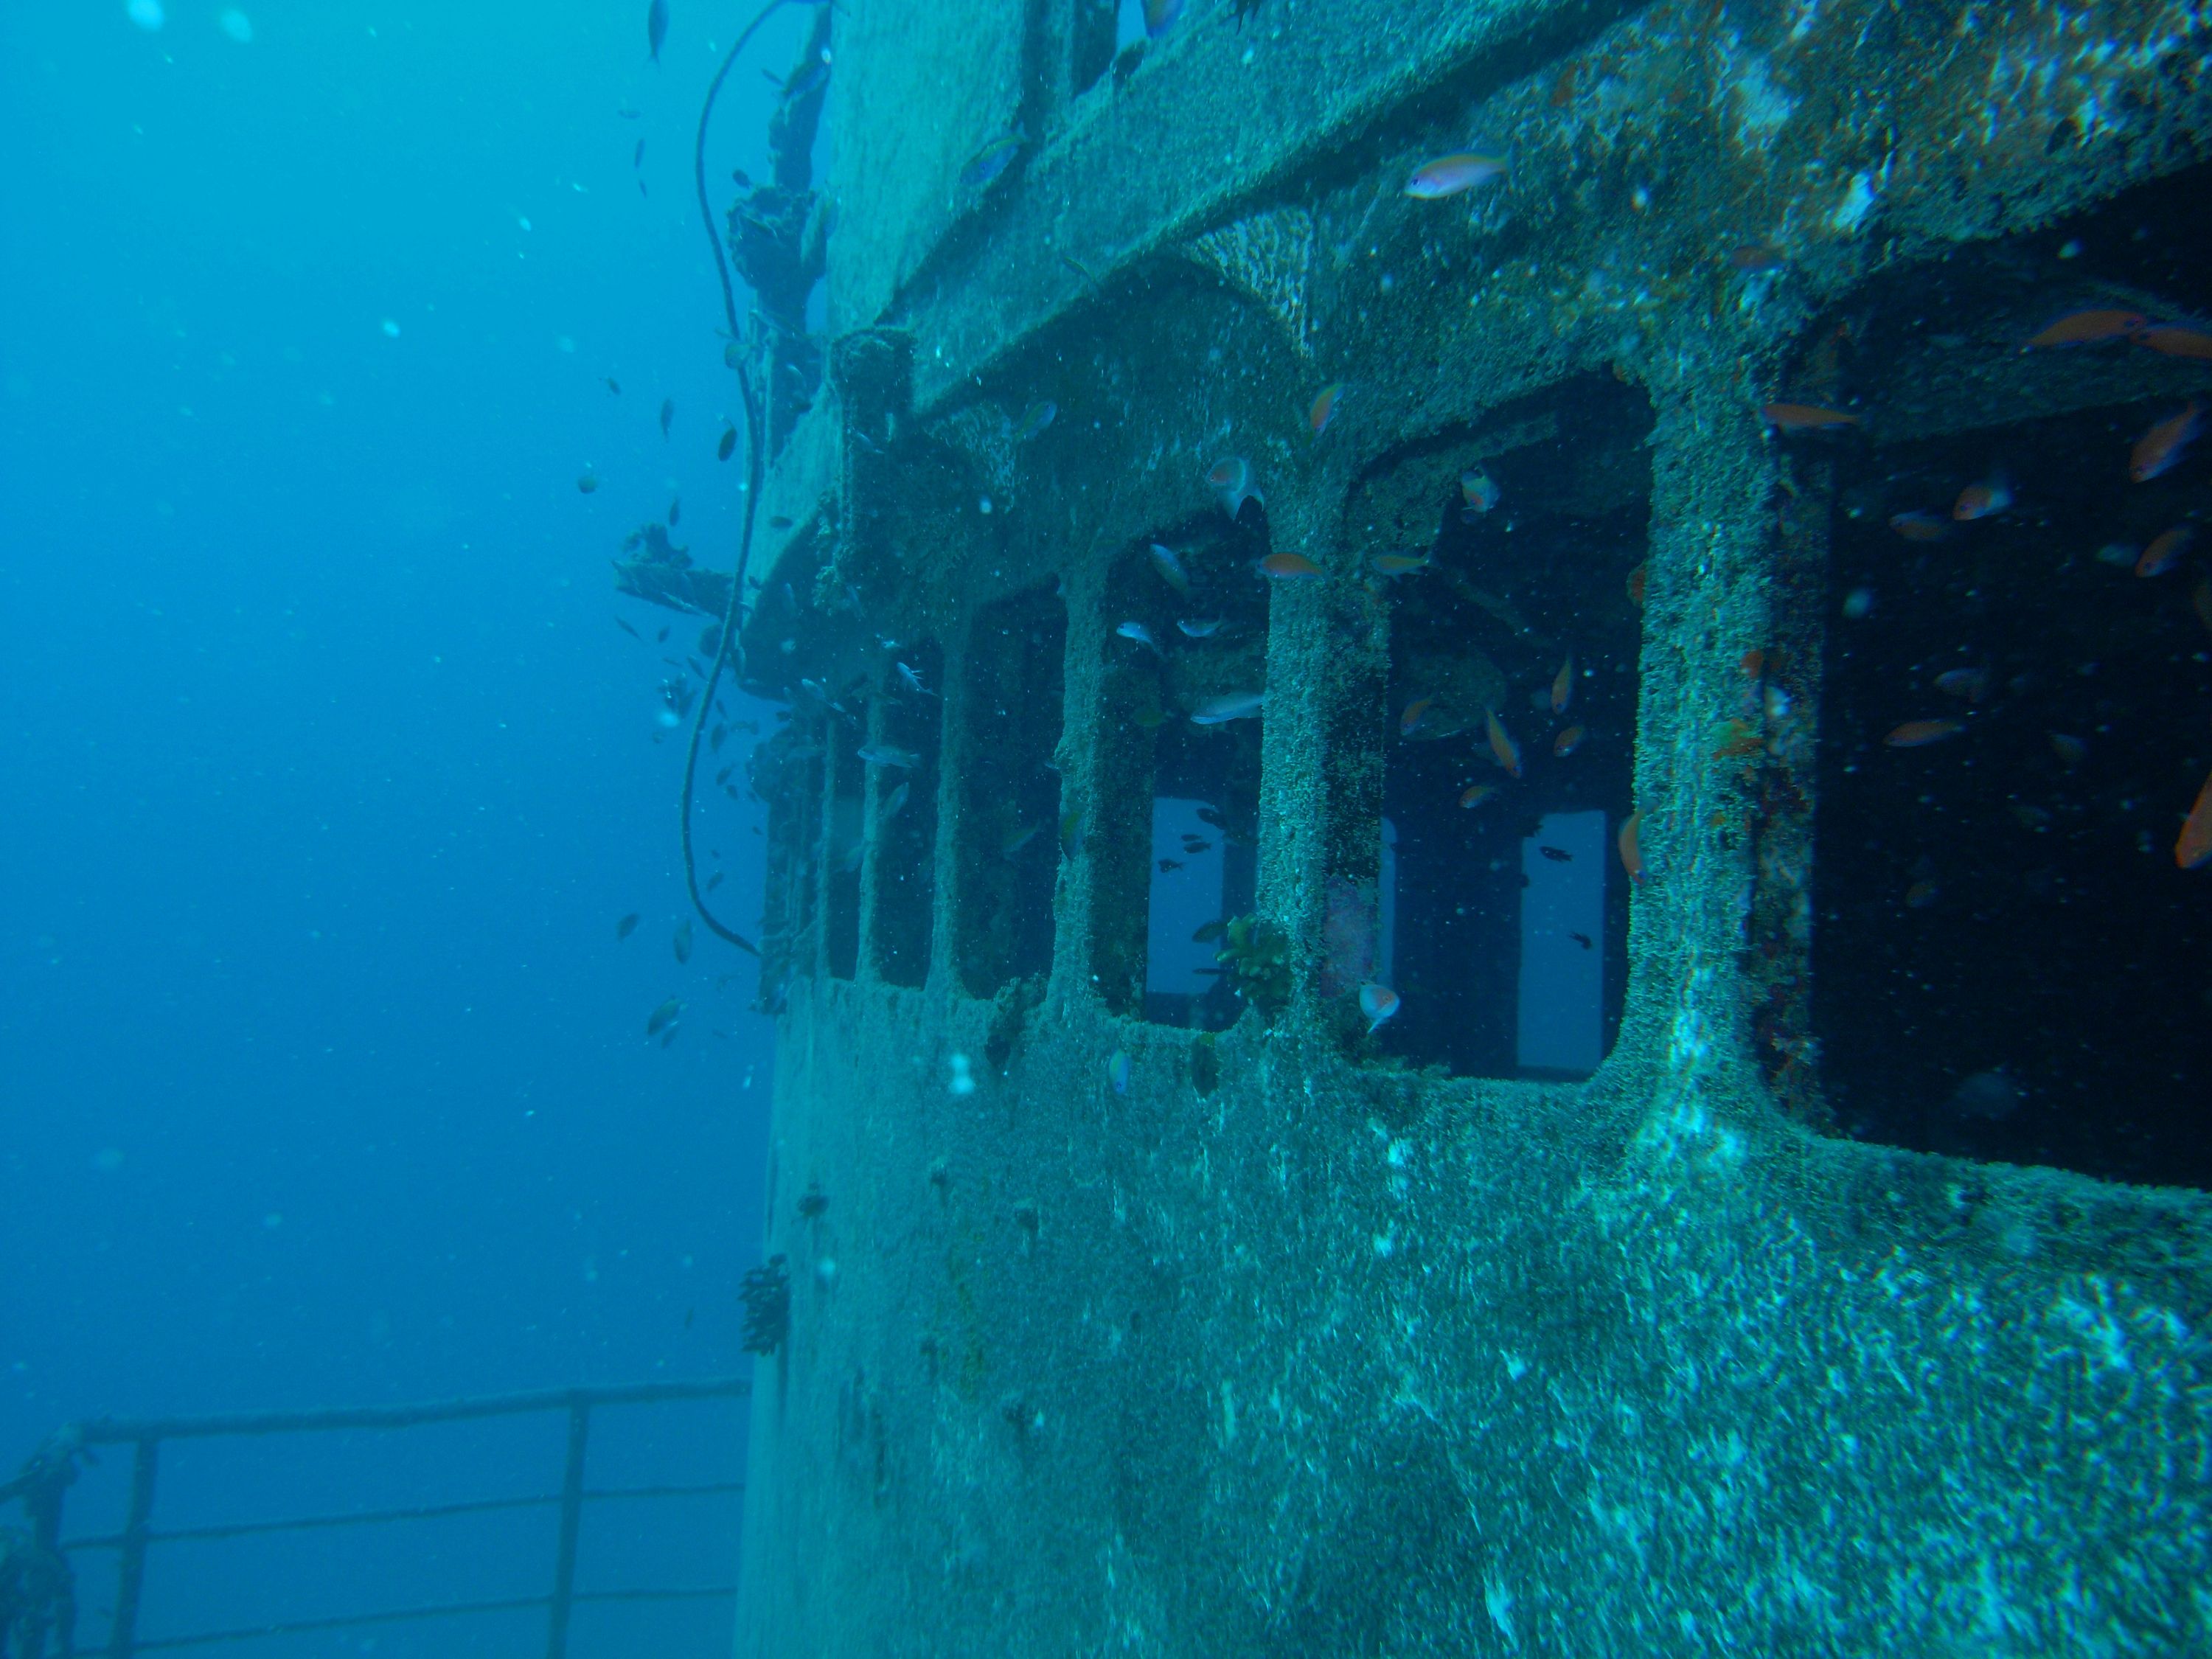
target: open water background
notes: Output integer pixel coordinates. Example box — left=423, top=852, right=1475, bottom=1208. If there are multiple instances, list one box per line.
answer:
left=1, top=1, right=804, bottom=1647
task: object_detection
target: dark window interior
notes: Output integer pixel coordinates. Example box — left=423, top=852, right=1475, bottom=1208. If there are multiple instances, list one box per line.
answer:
left=871, top=643, right=943, bottom=989
left=1097, top=508, right=1272, bottom=1025
left=1068, top=0, right=1119, bottom=97
left=824, top=707, right=863, bottom=981
left=754, top=712, right=824, bottom=1004
left=1363, top=377, right=1650, bottom=1077
left=956, top=588, right=1068, bottom=998
left=1809, top=162, right=2212, bottom=1189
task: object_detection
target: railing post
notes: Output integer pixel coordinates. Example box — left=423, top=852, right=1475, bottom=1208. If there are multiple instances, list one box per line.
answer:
left=108, top=1436, right=159, bottom=1659
left=543, top=1401, right=591, bottom=1659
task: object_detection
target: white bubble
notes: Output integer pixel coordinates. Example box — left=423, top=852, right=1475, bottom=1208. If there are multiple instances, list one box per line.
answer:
left=127, top=0, right=165, bottom=30
left=218, top=7, right=254, bottom=42
left=380, top=319, right=400, bottom=338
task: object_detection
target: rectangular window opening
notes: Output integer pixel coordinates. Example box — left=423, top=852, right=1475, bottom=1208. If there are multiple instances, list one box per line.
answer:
left=824, top=707, right=863, bottom=981
left=1806, top=172, right=2212, bottom=1188
left=869, top=644, right=943, bottom=988
left=956, top=588, right=1068, bottom=998
left=1360, top=377, right=1650, bottom=1077
left=1096, top=512, right=1272, bottom=1023
left=755, top=712, right=825, bottom=1001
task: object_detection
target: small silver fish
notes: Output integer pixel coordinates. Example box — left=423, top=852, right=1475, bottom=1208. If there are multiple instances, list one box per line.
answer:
left=1190, top=691, right=1265, bottom=725
left=1149, top=543, right=1190, bottom=594
left=1116, top=621, right=1164, bottom=655
left=896, top=661, right=938, bottom=697
left=858, top=744, right=920, bottom=768
left=1359, top=982, right=1400, bottom=1034
left=1175, top=619, right=1222, bottom=639
left=1012, top=400, right=1057, bottom=442
left=645, top=997, right=683, bottom=1037
left=883, top=780, right=911, bottom=821
left=963, top=131, right=1024, bottom=189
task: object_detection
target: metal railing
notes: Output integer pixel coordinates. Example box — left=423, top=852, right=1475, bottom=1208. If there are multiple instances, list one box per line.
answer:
left=22, top=1377, right=749, bottom=1659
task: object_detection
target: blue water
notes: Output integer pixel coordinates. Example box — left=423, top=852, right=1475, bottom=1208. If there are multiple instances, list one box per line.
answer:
left=1, top=1, right=802, bottom=1646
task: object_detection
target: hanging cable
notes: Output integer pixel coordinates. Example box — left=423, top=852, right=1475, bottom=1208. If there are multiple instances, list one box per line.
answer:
left=677, top=0, right=790, bottom=959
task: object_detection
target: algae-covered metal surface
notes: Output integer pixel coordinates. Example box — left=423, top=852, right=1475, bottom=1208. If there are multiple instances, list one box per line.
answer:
left=709, top=0, right=2212, bottom=1648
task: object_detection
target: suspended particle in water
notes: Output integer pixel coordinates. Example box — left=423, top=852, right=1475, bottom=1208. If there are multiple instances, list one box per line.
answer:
left=127, top=0, right=165, bottom=30
left=1841, top=587, right=1874, bottom=620
left=218, top=7, right=254, bottom=42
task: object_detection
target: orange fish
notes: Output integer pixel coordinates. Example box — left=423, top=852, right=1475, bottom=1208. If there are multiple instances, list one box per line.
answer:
left=1551, top=655, right=1575, bottom=713
left=1762, top=402, right=1860, bottom=431
left=1553, top=724, right=1585, bottom=757
left=1885, top=718, right=1964, bottom=748
left=2020, top=309, right=2146, bottom=351
left=1618, top=810, right=1648, bottom=886
left=1625, top=562, right=1648, bottom=609
left=1308, top=382, right=1346, bottom=437
left=2131, top=400, right=2201, bottom=482
left=2137, top=324, right=2212, bottom=361
left=1728, top=244, right=1784, bottom=271
left=2179, top=767, right=2212, bottom=869
left=1399, top=697, right=1435, bottom=737
left=2137, top=524, right=2192, bottom=577
left=1952, top=475, right=2013, bottom=521
left=1206, top=454, right=1263, bottom=516
left=1260, top=551, right=1324, bottom=580
left=1458, top=783, right=1498, bottom=810
left=1739, top=647, right=1769, bottom=681
left=1484, top=709, right=1522, bottom=776
left=1459, top=467, right=1502, bottom=515
left=1370, top=550, right=1431, bottom=576
left=1889, top=511, right=1949, bottom=543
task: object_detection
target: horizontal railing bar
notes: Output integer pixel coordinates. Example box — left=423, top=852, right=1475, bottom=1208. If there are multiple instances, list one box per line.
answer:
left=584, top=1479, right=747, bottom=1503
left=128, top=1595, right=552, bottom=1649
left=125, top=1585, right=736, bottom=1650
left=66, top=1492, right=556, bottom=1549
left=61, top=1480, right=747, bottom=1551
left=74, top=1377, right=749, bottom=1444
